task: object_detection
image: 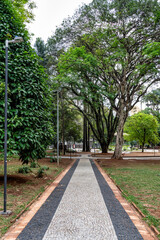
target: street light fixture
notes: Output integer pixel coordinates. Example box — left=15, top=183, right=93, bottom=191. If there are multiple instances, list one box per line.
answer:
left=0, top=36, right=23, bottom=215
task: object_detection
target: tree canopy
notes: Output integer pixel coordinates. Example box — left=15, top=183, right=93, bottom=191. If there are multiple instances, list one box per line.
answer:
left=143, top=88, right=160, bottom=113
left=12, top=0, right=36, bottom=23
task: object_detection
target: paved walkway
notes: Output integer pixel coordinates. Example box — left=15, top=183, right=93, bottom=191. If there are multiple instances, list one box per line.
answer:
left=43, top=156, right=117, bottom=240
left=50, top=155, right=160, bottom=160
left=4, top=155, right=156, bottom=240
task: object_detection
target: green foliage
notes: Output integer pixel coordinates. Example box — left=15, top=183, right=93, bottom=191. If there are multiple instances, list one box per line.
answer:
left=42, top=165, right=49, bottom=170
left=37, top=166, right=49, bottom=178
left=30, top=161, right=39, bottom=168
left=142, top=89, right=160, bottom=139
left=37, top=168, right=45, bottom=178
left=50, top=157, right=57, bottom=163
left=124, top=113, right=159, bottom=150
left=143, top=42, right=160, bottom=59
left=18, top=166, right=31, bottom=174
left=143, top=88, right=160, bottom=119
left=60, top=106, right=82, bottom=142
left=0, top=0, right=54, bottom=164
left=51, top=86, right=83, bottom=147
left=12, top=0, right=36, bottom=23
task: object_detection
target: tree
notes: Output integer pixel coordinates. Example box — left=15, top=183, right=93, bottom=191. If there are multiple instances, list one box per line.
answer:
left=34, top=37, right=47, bottom=67
left=57, top=46, right=119, bottom=153
left=51, top=89, right=82, bottom=154
left=82, top=105, right=90, bottom=152
left=143, top=88, right=160, bottom=113
left=61, top=108, right=82, bottom=143
left=142, top=88, right=160, bottom=139
left=124, top=113, right=159, bottom=152
left=0, top=0, right=54, bottom=164
left=142, top=88, right=160, bottom=125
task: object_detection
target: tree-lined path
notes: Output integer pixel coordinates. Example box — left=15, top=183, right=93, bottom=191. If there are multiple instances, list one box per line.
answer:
left=3, top=155, right=156, bottom=240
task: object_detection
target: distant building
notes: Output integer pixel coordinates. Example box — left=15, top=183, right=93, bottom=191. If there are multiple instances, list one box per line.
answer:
left=129, top=105, right=141, bottom=116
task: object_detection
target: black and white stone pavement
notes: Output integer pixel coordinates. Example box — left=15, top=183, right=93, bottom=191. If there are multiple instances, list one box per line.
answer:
left=17, top=155, right=143, bottom=240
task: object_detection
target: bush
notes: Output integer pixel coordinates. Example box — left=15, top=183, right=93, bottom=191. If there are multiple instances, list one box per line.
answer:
left=50, top=157, right=61, bottom=163
left=50, top=157, right=57, bottom=163
left=30, top=161, right=39, bottom=168
left=37, top=167, right=44, bottom=178
left=37, top=166, right=49, bottom=178
left=18, top=166, right=31, bottom=174
left=42, top=166, right=49, bottom=170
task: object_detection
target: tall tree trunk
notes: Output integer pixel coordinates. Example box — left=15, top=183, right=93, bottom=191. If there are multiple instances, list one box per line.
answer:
left=142, top=144, right=144, bottom=152
left=86, top=121, right=90, bottom=151
left=101, top=142, right=108, bottom=153
left=83, top=104, right=91, bottom=152
left=83, top=115, right=87, bottom=151
left=142, top=130, right=146, bottom=152
left=112, top=108, right=125, bottom=159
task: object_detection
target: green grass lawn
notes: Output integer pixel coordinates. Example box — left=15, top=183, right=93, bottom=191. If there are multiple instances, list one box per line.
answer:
left=101, top=160, right=160, bottom=238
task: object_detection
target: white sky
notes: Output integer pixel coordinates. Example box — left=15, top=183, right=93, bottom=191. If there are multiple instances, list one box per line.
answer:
left=28, top=0, right=92, bottom=45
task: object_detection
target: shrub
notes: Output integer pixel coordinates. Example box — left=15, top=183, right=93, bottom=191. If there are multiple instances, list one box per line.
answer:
left=37, top=166, right=49, bottom=178
left=37, top=167, right=44, bottom=178
left=42, top=166, right=49, bottom=170
left=30, top=161, right=39, bottom=168
left=18, top=166, right=31, bottom=174
left=50, top=157, right=57, bottom=163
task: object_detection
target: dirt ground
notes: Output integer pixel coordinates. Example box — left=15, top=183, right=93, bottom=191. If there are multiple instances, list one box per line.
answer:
left=0, top=157, right=73, bottom=193
left=95, top=158, right=160, bottom=171
left=92, top=151, right=160, bottom=157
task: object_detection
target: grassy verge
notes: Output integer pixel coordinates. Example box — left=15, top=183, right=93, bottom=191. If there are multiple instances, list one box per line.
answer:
left=0, top=155, right=73, bottom=238
left=98, top=159, right=160, bottom=239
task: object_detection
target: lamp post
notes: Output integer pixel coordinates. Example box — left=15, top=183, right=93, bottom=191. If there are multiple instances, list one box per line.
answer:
left=57, top=90, right=60, bottom=166
left=93, top=136, right=95, bottom=157
left=0, top=36, right=23, bottom=215
left=53, top=89, right=61, bottom=166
